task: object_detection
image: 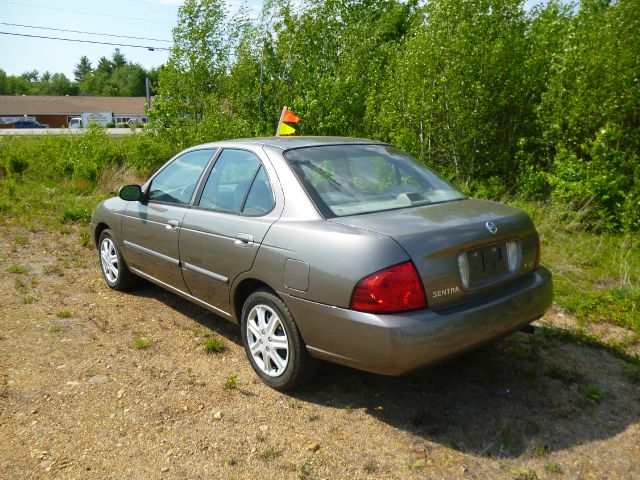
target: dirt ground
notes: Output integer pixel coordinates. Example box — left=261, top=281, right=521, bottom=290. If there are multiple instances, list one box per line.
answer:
left=1, top=224, right=639, bottom=479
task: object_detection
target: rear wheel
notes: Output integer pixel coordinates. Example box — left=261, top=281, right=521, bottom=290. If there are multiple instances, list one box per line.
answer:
left=98, top=229, right=137, bottom=291
left=241, top=289, right=317, bottom=390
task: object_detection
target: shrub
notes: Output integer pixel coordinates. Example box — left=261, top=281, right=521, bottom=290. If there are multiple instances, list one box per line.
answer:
left=60, top=206, right=91, bottom=224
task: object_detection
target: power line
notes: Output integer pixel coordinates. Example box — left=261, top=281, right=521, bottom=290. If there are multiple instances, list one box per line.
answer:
left=0, top=0, right=175, bottom=26
left=0, top=31, right=170, bottom=51
left=0, top=22, right=172, bottom=43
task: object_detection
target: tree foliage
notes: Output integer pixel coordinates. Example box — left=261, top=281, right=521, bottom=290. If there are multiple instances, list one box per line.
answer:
left=1, top=0, right=637, bottom=232
left=150, top=0, right=638, bottom=232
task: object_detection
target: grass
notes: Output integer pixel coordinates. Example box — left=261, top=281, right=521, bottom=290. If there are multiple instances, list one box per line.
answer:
left=578, top=383, right=608, bottom=403
left=49, top=325, right=62, bottom=333
left=203, top=337, right=226, bottom=354
left=56, top=310, right=71, bottom=318
left=132, top=336, right=152, bottom=350
left=7, top=264, right=28, bottom=274
left=13, top=235, right=27, bottom=246
left=622, top=364, right=640, bottom=383
left=258, top=447, right=280, bottom=461
left=519, top=201, right=640, bottom=334
left=545, top=462, right=561, bottom=473
left=224, top=374, right=239, bottom=390
left=545, top=364, right=580, bottom=384
left=539, top=322, right=639, bottom=366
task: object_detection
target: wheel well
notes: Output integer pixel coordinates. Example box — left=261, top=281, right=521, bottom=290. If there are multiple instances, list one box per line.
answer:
left=233, top=278, right=273, bottom=321
left=94, top=223, right=109, bottom=249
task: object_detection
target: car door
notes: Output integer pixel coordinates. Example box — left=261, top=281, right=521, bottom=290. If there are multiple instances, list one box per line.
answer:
left=121, top=149, right=215, bottom=292
left=179, top=148, right=281, bottom=314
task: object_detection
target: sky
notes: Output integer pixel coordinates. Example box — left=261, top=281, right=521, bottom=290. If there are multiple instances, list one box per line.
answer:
left=0, top=0, right=259, bottom=80
left=0, top=0, right=543, bottom=82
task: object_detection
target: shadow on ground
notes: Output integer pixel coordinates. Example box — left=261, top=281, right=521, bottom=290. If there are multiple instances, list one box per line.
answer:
left=133, top=281, right=640, bottom=459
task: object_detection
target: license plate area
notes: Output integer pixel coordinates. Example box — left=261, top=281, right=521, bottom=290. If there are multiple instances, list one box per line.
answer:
left=458, top=241, right=518, bottom=290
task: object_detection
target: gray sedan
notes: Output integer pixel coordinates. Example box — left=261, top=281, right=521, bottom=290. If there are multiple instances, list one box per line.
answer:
left=90, top=137, right=552, bottom=390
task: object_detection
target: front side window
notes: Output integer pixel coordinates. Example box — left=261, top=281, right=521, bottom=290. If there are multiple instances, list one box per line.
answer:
left=285, top=144, right=466, bottom=217
left=198, top=149, right=274, bottom=215
left=147, top=149, right=214, bottom=205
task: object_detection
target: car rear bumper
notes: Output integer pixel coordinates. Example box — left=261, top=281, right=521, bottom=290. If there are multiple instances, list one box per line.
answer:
left=281, top=266, right=552, bottom=375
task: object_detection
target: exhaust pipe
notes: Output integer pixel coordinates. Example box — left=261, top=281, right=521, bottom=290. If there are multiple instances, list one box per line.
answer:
left=520, top=325, right=535, bottom=334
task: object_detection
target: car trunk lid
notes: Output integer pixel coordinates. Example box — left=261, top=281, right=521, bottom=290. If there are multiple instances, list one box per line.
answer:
left=330, top=198, right=540, bottom=310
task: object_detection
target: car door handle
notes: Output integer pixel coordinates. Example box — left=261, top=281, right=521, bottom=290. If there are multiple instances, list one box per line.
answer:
left=234, top=233, right=254, bottom=247
left=165, top=219, right=180, bottom=231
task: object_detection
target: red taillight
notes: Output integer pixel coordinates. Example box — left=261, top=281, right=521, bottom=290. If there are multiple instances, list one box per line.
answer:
left=350, top=261, right=427, bottom=313
left=534, top=233, right=541, bottom=269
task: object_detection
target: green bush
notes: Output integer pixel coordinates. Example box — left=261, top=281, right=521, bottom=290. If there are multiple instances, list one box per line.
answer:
left=60, top=206, right=92, bottom=224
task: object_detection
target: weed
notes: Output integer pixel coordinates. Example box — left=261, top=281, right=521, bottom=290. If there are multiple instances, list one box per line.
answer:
left=622, top=364, right=640, bottom=383
left=225, top=458, right=237, bottom=466
left=78, top=229, right=92, bottom=248
left=132, top=336, right=151, bottom=350
left=7, top=264, right=28, bottom=274
left=224, top=374, right=239, bottom=390
left=258, top=447, right=280, bottom=461
left=544, top=462, right=561, bottom=473
left=14, top=278, right=28, bottom=293
left=43, top=264, right=62, bottom=275
left=546, top=364, right=580, bottom=384
left=363, top=459, right=377, bottom=473
left=533, top=442, right=550, bottom=457
left=13, top=235, right=27, bottom=246
left=49, top=325, right=62, bottom=333
left=56, top=310, right=71, bottom=318
left=511, top=344, right=541, bottom=362
left=298, top=462, right=312, bottom=480
left=203, top=337, right=226, bottom=354
left=512, top=467, right=538, bottom=480
left=409, top=459, right=426, bottom=470
left=499, top=429, right=518, bottom=456
left=579, top=383, right=607, bottom=403
left=23, top=295, right=37, bottom=304
left=60, top=206, right=91, bottom=225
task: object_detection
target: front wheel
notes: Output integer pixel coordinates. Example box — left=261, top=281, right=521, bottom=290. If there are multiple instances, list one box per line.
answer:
left=98, top=229, right=137, bottom=291
left=241, top=289, right=317, bottom=390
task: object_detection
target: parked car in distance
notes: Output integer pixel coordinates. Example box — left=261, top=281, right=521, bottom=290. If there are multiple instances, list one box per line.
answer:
left=68, top=117, right=82, bottom=129
left=12, top=120, right=49, bottom=128
left=90, top=137, right=552, bottom=390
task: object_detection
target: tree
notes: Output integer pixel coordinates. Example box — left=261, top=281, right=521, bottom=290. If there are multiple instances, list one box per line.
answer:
left=74, top=56, right=93, bottom=82
left=112, top=48, right=127, bottom=68
left=153, top=0, right=230, bottom=125
left=0, top=69, right=7, bottom=94
left=21, top=69, right=39, bottom=83
left=96, top=56, right=114, bottom=75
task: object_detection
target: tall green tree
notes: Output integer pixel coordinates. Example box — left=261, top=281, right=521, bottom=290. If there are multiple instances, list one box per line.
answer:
left=73, top=56, right=93, bottom=83
left=153, top=0, right=229, bottom=125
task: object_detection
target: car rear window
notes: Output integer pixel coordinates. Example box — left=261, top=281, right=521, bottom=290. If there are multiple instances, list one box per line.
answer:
left=284, top=144, right=466, bottom=217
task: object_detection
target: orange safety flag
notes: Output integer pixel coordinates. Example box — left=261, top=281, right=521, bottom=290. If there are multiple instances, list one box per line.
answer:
left=278, top=123, right=296, bottom=135
left=281, top=108, right=300, bottom=123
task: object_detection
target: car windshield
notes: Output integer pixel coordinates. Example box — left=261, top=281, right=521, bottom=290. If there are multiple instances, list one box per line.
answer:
left=285, top=144, right=466, bottom=217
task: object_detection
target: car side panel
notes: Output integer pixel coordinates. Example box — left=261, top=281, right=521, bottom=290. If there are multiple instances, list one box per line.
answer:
left=121, top=202, right=189, bottom=291
left=179, top=211, right=278, bottom=313
left=243, top=219, right=410, bottom=314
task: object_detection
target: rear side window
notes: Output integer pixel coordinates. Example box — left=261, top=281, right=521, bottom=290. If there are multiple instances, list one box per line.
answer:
left=198, top=149, right=274, bottom=215
left=148, top=149, right=214, bottom=205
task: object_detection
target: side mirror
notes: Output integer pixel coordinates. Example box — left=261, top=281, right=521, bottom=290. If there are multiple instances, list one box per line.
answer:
left=118, top=184, right=143, bottom=201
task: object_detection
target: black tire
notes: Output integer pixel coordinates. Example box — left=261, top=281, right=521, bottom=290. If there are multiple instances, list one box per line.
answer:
left=241, top=289, right=318, bottom=391
left=98, top=229, right=137, bottom=291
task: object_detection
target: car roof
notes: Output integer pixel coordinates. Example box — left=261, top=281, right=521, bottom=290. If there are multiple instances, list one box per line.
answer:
left=193, top=136, right=388, bottom=151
